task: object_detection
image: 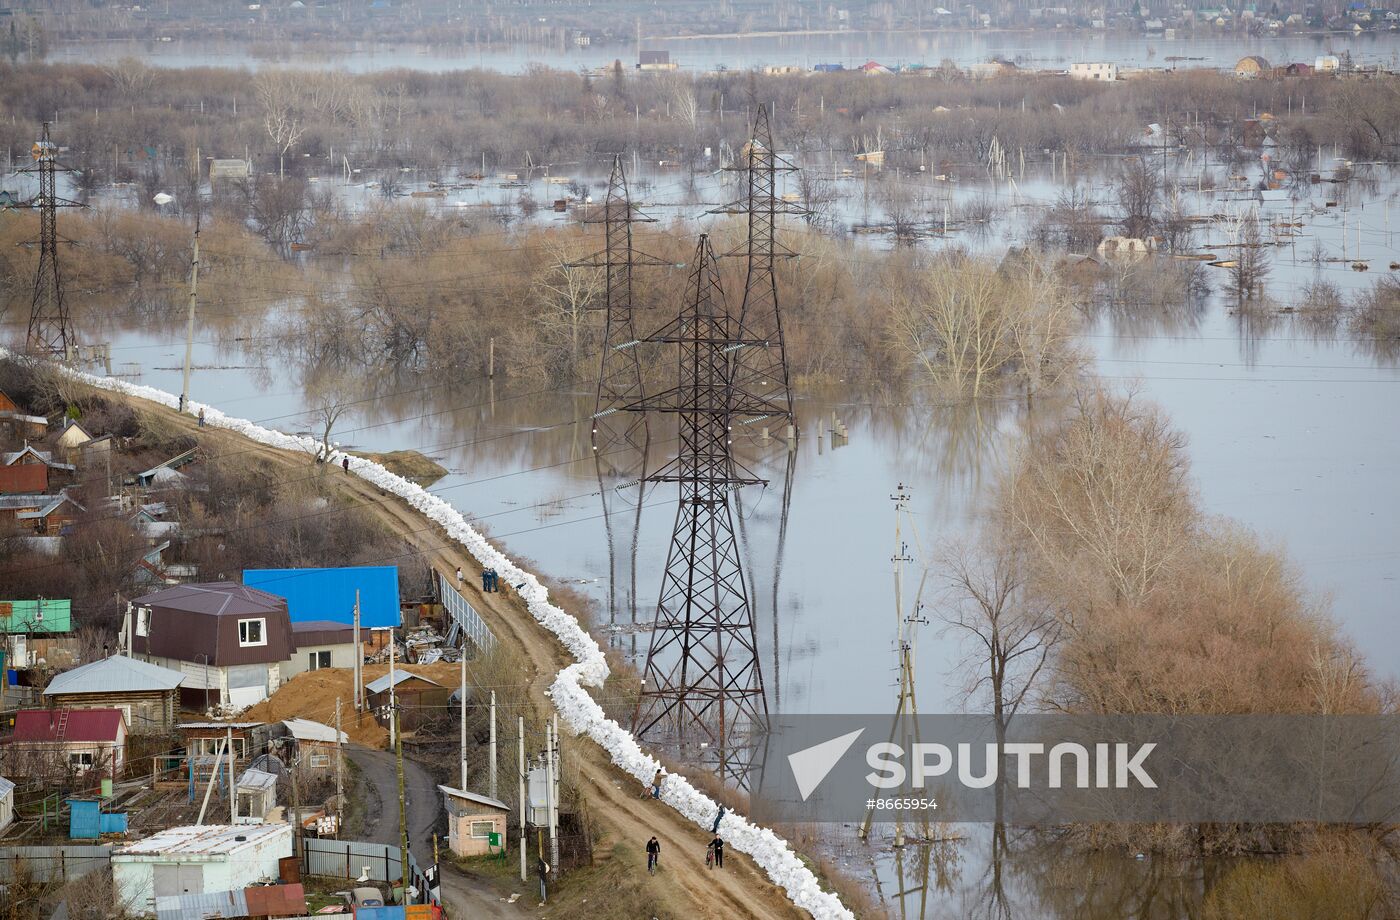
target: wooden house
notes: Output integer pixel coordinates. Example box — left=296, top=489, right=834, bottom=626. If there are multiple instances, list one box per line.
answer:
left=276, top=718, right=346, bottom=773
left=14, top=492, right=84, bottom=536
left=42, top=656, right=185, bottom=735
left=365, top=670, right=449, bottom=732
left=0, top=390, right=46, bottom=440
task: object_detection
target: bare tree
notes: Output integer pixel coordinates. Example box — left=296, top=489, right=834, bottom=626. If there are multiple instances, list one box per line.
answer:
left=255, top=71, right=306, bottom=179
left=529, top=241, right=605, bottom=380
left=1115, top=158, right=1159, bottom=240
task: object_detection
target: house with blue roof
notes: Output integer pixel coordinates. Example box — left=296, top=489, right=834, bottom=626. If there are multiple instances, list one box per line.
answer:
left=242, top=566, right=400, bottom=628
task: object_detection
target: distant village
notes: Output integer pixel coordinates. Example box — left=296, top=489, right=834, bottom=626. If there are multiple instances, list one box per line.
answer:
left=0, top=383, right=502, bottom=918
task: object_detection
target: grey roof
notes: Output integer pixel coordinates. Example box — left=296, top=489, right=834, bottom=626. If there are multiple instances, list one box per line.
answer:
left=0, top=495, right=46, bottom=510
left=439, top=784, right=509, bottom=812
left=2, top=447, right=75, bottom=471
left=132, top=582, right=285, bottom=617
left=115, top=823, right=290, bottom=857
left=365, top=670, right=442, bottom=694
left=236, top=768, right=279, bottom=791
left=44, top=655, right=185, bottom=696
left=281, top=718, right=347, bottom=744
left=16, top=493, right=84, bottom=520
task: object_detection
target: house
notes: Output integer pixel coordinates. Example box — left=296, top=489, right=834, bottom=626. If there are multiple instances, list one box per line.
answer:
left=860, top=60, right=893, bottom=75
left=135, top=447, right=198, bottom=489
left=438, top=786, right=510, bottom=857
left=43, top=656, right=185, bottom=735
left=1315, top=54, right=1341, bottom=72
left=111, top=823, right=293, bottom=911
left=285, top=621, right=359, bottom=678
left=133, top=541, right=199, bottom=588
left=1283, top=62, right=1313, bottom=75
left=16, top=491, right=85, bottom=536
left=4, top=708, right=128, bottom=780
left=209, top=159, right=252, bottom=181
left=277, top=718, right=346, bottom=772
left=638, top=50, right=677, bottom=71
left=180, top=722, right=270, bottom=786
left=0, top=390, right=46, bottom=439
left=1, top=598, right=74, bottom=672
left=54, top=420, right=95, bottom=460
left=0, top=775, right=14, bottom=835
left=365, top=670, right=450, bottom=732
left=243, top=566, right=400, bottom=629
left=1070, top=61, right=1119, bottom=81
left=134, top=503, right=181, bottom=541
left=127, top=583, right=296, bottom=709
left=1235, top=55, right=1271, bottom=78
left=233, top=768, right=278, bottom=824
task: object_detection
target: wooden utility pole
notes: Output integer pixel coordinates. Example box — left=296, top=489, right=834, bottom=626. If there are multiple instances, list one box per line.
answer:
left=489, top=690, right=497, bottom=800
left=288, top=738, right=303, bottom=861
left=226, top=726, right=235, bottom=823
left=395, top=703, right=409, bottom=899
left=488, top=337, right=495, bottom=378
left=180, top=219, right=200, bottom=414
left=195, top=737, right=227, bottom=825
left=389, top=628, right=397, bottom=748
left=335, top=697, right=344, bottom=838
left=518, top=716, right=527, bottom=882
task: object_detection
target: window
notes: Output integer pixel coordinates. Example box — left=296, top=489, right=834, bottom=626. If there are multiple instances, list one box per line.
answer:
left=193, top=737, right=246, bottom=759
left=310, top=752, right=331, bottom=768
left=135, top=607, right=149, bottom=637
left=69, top=752, right=95, bottom=770
left=238, top=618, right=266, bottom=647
left=309, top=650, right=331, bottom=671
left=470, top=820, right=496, bottom=839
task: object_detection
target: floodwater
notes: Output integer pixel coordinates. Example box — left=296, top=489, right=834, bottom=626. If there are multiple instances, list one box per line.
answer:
left=47, top=29, right=1400, bottom=74
left=58, top=152, right=1400, bottom=916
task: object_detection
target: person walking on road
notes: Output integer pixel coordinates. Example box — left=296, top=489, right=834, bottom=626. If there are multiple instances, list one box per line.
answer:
left=455, top=566, right=464, bottom=589
left=341, top=456, right=349, bottom=473
left=646, top=836, right=661, bottom=873
left=707, top=835, right=724, bottom=869
left=712, top=805, right=726, bottom=834
left=650, top=768, right=664, bottom=799
left=197, top=407, right=205, bottom=428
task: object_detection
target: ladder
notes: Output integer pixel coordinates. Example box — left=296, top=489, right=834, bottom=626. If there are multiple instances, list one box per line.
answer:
left=54, top=708, right=70, bottom=740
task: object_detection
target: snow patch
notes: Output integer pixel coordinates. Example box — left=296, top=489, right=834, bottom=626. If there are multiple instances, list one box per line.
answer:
left=9, top=352, right=853, bottom=920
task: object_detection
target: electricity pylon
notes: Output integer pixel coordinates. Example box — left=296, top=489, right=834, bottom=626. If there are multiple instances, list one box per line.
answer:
left=19, top=123, right=83, bottom=360
left=625, top=234, right=768, bottom=783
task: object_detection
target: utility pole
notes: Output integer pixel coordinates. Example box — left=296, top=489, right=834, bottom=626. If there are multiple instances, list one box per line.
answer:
left=623, top=235, right=769, bottom=785
left=352, top=591, right=362, bottom=712
left=459, top=648, right=468, bottom=790
left=395, top=703, right=409, bottom=900
left=180, top=219, right=200, bottom=414
left=517, top=716, right=527, bottom=883
left=226, top=726, right=236, bottom=823
left=20, top=122, right=83, bottom=361
left=489, top=690, right=498, bottom=801
left=545, top=717, right=559, bottom=875
left=388, top=627, right=397, bottom=749
left=335, top=697, right=344, bottom=838
left=288, top=737, right=303, bottom=860
left=860, top=484, right=926, bottom=846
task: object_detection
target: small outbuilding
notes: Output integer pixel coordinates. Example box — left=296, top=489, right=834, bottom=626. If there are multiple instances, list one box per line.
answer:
left=112, top=823, right=293, bottom=911
left=43, top=655, right=185, bottom=735
left=233, top=768, right=279, bottom=824
left=1234, top=55, right=1271, bottom=78
left=277, top=718, right=346, bottom=773
left=439, top=786, right=510, bottom=857
left=0, top=775, right=15, bottom=835
left=365, top=670, right=449, bottom=732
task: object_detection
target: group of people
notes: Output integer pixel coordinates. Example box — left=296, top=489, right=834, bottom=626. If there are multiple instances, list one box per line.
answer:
left=645, top=833, right=725, bottom=874
left=455, top=564, right=502, bottom=593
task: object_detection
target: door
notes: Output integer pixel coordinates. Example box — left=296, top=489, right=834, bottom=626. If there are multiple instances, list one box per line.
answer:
left=152, top=862, right=204, bottom=897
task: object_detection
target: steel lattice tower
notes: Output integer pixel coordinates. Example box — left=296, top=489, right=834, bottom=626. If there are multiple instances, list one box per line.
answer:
left=626, top=235, right=768, bottom=776
left=21, top=123, right=81, bottom=360
left=575, top=156, right=666, bottom=642
left=712, top=104, right=805, bottom=425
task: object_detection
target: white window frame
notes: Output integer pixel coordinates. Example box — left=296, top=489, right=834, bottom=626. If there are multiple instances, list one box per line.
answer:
left=469, top=819, right=496, bottom=839
left=309, top=650, right=331, bottom=671
left=69, top=751, right=95, bottom=770
left=238, top=618, right=266, bottom=647
left=135, top=607, right=149, bottom=638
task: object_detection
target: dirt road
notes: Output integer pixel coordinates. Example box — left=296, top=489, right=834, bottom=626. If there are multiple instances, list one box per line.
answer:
left=137, top=401, right=804, bottom=920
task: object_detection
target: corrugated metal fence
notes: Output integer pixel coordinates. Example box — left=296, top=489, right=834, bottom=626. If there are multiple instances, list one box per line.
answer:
left=438, top=573, right=498, bottom=655
left=0, top=845, right=112, bottom=883
left=301, top=839, right=432, bottom=903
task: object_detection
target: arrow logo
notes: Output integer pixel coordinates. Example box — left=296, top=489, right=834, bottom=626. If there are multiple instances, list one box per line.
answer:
left=788, top=728, right=865, bottom=801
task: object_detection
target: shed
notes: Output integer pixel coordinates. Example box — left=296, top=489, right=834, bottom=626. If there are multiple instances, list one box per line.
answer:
left=55, top=420, right=94, bottom=456
left=365, top=671, right=449, bottom=732
left=0, top=389, right=46, bottom=439
left=179, top=722, right=270, bottom=784
left=285, top=620, right=359, bottom=678
left=278, top=718, right=345, bottom=772
left=439, top=786, right=509, bottom=857
left=67, top=798, right=128, bottom=839
left=0, top=775, right=14, bottom=835
left=112, top=824, right=293, bottom=912
left=234, top=769, right=278, bottom=824
left=43, top=655, right=185, bottom=735
left=1234, top=55, right=1271, bottom=78
left=243, top=566, right=401, bottom=628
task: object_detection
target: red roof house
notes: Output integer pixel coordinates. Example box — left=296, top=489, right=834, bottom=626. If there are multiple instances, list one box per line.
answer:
left=0, top=463, right=47, bottom=495
left=5, top=708, right=128, bottom=779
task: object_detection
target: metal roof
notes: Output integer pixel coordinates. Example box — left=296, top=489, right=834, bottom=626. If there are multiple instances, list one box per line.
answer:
left=439, top=784, right=510, bottom=812
left=365, top=670, right=442, bottom=694
left=115, top=823, right=291, bottom=858
left=281, top=718, right=347, bottom=744
left=11, top=708, right=124, bottom=743
left=132, top=582, right=286, bottom=617
left=1, top=447, right=75, bottom=471
left=236, top=768, right=279, bottom=791
left=154, top=889, right=246, bottom=920
left=44, top=655, right=184, bottom=696
left=243, top=566, right=401, bottom=628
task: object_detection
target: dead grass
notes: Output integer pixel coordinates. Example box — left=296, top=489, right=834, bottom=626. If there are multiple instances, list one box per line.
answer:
left=351, top=449, right=448, bottom=486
